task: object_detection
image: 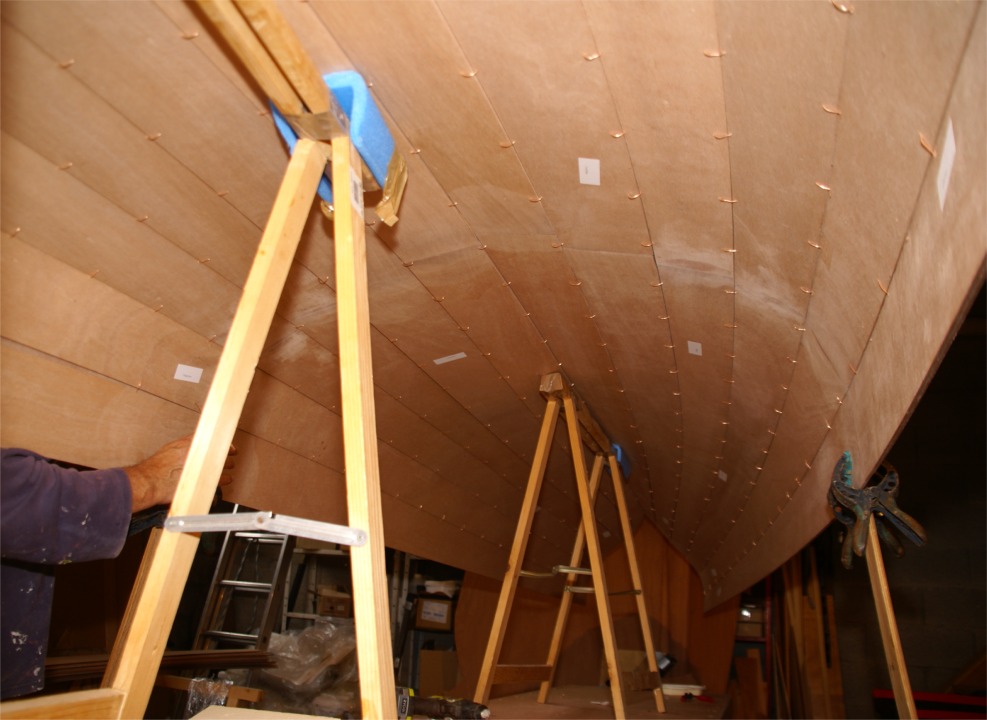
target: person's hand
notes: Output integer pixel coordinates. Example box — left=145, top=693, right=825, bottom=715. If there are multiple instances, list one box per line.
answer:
left=125, top=435, right=236, bottom=512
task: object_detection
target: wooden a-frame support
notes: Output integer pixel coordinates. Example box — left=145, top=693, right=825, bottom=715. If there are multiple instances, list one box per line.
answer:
left=473, top=373, right=666, bottom=718
left=1, top=3, right=400, bottom=717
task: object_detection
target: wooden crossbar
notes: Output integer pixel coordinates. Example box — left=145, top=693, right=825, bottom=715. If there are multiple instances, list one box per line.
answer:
left=474, top=373, right=666, bottom=717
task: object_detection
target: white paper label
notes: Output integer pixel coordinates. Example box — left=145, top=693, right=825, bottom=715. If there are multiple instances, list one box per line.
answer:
left=350, top=165, right=364, bottom=219
left=420, top=599, right=449, bottom=624
left=687, top=341, right=703, bottom=356
left=578, top=157, right=601, bottom=186
left=433, top=351, right=467, bottom=365
left=937, top=119, right=956, bottom=211
left=174, top=364, right=203, bottom=383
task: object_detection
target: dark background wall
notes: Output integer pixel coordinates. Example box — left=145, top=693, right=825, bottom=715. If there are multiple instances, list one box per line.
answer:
left=833, top=284, right=986, bottom=718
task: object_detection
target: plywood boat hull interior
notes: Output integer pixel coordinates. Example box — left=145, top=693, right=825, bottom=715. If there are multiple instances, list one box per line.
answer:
left=2, top=0, right=984, bottom=614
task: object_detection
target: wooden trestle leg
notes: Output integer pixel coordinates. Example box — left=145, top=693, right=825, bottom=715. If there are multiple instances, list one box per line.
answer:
left=331, top=132, right=398, bottom=720
left=866, top=516, right=918, bottom=720
left=561, top=394, right=626, bottom=718
left=102, top=139, right=330, bottom=719
left=474, top=397, right=561, bottom=704
left=609, top=454, right=666, bottom=713
left=537, top=454, right=605, bottom=704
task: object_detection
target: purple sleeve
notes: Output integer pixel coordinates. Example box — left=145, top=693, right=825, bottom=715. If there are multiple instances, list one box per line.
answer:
left=0, top=448, right=132, bottom=564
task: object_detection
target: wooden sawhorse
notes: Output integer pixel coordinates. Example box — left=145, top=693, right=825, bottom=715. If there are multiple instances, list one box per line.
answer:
left=474, top=373, right=666, bottom=717
left=1, top=2, right=402, bottom=717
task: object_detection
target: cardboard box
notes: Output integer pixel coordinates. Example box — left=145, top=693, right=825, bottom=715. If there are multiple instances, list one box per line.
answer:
left=317, top=586, right=353, bottom=618
left=418, top=650, right=459, bottom=697
left=736, top=621, right=765, bottom=638
left=414, top=596, right=453, bottom=631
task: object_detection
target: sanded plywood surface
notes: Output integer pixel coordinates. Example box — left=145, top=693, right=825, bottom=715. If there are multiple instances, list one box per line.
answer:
left=440, top=1, right=650, bottom=252
left=685, top=1, right=846, bottom=561
left=1, top=0, right=983, bottom=619
left=8, top=0, right=285, bottom=229
left=703, top=3, right=986, bottom=600
left=307, top=1, right=552, bottom=236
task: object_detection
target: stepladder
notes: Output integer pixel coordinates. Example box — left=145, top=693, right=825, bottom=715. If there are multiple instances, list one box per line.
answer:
left=0, top=2, right=405, bottom=717
left=193, top=506, right=297, bottom=651
left=474, top=373, right=666, bottom=717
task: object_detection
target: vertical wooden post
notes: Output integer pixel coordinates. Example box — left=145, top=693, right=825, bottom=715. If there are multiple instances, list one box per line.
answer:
left=609, top=454, right=666, bottom=713
left=537, top=454, right=605, bottom=704
left=331, top=133, right=398, bottom=720
left=102, top=139, right=330, bottom=719
left=562, top=395, right=625, bottom=718
left=865, top=517, right=918, bottom=720
left=474, top=398, right=561, bottom=704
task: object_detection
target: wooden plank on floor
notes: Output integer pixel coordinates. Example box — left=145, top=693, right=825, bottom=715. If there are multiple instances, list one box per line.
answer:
left=0, top=688, right=125, bottom=720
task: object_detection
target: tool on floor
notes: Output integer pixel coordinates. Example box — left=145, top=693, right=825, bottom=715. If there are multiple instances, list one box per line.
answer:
left=828, top=452, right=927, bottom=569
left=397, top=687, right=490, bottom=720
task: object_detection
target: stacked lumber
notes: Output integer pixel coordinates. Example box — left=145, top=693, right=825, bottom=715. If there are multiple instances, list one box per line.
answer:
left=776, top=549, right=846, bottom=719
left=45, top=649, right=273, bottom=684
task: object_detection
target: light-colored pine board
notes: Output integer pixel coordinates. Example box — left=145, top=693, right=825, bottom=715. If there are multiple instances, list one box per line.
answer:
left=103, top=139, right=330, bottom=718
left=331, top=134, right=397, bottom=720
left=0, top=688, right=124, bottom=720
left=235, top=0, right=332, bottom=117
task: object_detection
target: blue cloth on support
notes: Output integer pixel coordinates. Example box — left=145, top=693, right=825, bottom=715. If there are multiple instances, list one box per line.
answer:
left=270, top=70, right=395, bottom=205
left=611, top=443, right=632, bottom=480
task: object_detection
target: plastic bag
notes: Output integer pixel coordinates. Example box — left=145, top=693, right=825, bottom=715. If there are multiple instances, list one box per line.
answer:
left=184, top=677, right=232, bottom=719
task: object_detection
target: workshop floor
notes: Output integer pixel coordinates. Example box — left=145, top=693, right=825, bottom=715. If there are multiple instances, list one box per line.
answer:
left=485, top=686, right=730, bottom=719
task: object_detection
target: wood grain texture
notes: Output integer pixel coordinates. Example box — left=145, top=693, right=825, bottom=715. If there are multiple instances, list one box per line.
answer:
left=1, top=1, right=982, bottom=637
